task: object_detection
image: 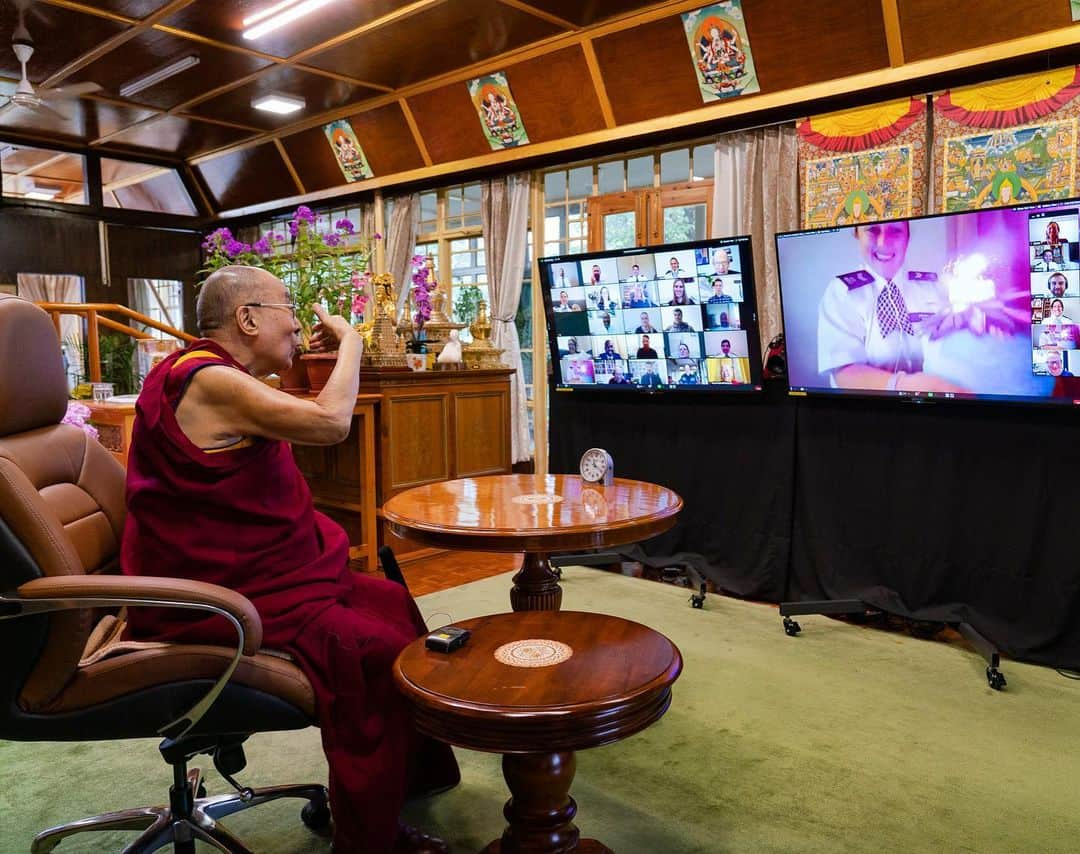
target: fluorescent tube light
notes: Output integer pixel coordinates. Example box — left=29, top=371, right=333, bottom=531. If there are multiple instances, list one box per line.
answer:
left=243, top=0, right=336, bottom=40
left=243, top=0, right=304, bottom=27
left=252, top=92, right=307, bottom=115
left=119, top=55, right=200, bottom=98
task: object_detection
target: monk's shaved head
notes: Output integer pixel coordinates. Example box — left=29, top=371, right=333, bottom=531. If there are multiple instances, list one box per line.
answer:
left=197, top=265, right=281, bottom=335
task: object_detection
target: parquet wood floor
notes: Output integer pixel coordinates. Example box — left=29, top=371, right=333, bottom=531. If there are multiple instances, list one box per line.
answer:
left=393, top=550, right=522, bottom=597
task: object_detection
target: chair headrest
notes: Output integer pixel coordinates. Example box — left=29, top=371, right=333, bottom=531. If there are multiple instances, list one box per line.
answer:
left=0, top=295, right=70, bottom=437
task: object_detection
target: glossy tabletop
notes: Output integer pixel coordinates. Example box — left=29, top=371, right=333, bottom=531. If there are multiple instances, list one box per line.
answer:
left=382, top=474, right=683, bottom=554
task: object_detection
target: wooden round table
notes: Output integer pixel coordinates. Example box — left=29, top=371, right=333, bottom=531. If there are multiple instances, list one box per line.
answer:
left=383, top=475, right=682, bottom=611
left=394, top=610, right=682, bottom=853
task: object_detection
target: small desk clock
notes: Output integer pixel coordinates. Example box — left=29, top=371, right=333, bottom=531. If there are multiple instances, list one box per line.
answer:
left=579, top=448, right=614, bottom=485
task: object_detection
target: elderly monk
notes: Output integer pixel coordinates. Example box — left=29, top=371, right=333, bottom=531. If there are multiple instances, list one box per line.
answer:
left=121, top=265, right=457, bottom=853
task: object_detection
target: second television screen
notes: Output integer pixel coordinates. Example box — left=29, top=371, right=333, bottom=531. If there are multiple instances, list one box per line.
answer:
left=776, top=198, right=1080, bottom=405
left=543, top=236, right=762, bottom=392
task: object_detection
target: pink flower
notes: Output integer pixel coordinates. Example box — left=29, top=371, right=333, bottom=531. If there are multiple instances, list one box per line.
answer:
left=374, top=232, right=382, bottom=240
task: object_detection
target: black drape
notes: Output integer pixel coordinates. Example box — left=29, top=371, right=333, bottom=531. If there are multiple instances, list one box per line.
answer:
left=790, top=396, right=1080, bottom=670
left=549, top=381, right=795, bottom=601
left=549, top=383, right=1080, bottom=669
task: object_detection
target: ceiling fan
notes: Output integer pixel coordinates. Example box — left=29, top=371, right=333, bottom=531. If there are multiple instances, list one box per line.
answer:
left=0, top=0, right=101, bottom=120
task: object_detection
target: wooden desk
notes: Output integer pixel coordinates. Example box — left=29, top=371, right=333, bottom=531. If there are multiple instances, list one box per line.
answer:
left=292, top=394, right=379, bottom=573
left=383, top=475, right=682, bottom=610
left=394, top=610, right=682, bottom=853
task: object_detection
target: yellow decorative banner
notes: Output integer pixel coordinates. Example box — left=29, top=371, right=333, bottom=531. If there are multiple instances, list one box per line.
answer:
left=933, top=67, right=1080, bottom=212
left=798, top=97, right=926, bottom=228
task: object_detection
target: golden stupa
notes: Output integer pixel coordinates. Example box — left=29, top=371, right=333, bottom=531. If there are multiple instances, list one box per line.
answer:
left=359, top=273, right=407, bottom=367
left=462, top=300, right=506, bottom=370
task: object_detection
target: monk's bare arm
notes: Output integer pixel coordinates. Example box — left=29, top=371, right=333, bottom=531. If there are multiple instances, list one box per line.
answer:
left=178, top=323, right=364, bottom=447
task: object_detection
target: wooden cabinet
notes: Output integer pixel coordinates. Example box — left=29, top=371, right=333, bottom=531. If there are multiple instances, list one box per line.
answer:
left=359, top=367, right=515, bottom=564
left=84, top=399, right=137, bottom=467
left=292, top=395, right=379, bottom=573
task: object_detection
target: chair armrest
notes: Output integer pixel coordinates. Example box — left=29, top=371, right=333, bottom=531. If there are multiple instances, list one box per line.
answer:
left=14, top=575, right=263, bottom=654
left=16, top=578, right=263, bottom=656
left=1, top=575, right=265, bottom=740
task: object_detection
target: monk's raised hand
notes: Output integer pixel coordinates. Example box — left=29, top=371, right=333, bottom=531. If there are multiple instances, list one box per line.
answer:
left=309, top=304, right=358, bottom=352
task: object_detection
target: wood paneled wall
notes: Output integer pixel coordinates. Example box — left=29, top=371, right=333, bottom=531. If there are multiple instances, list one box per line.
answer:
left=0, top=210, right=202, bottom=331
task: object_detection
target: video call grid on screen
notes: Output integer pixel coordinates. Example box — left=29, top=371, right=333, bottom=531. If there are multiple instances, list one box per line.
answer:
left=775, top=197, right=1080, bottom=406
left=541, top=237, right=762, bottom=392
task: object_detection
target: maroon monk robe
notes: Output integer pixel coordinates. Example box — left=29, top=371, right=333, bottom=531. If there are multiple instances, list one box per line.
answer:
left=122, top=339, right=458, bottom=851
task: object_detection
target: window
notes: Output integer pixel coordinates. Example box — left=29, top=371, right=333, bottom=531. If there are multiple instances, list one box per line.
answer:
left=409, top=182, right=489, bottom=341
left=1, top=144, right=87, bottom=205
left=129, top=278, right=183, bottom=335
left=101, top=158, right=195, bottom=216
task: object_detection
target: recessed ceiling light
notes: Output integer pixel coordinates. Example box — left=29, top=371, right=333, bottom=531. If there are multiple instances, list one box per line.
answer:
left=243, top=0, right=337, bottom=40
left=119, top=55, right=200, bottom=98
left=25, top=184, right=60, bottom=200
left=252, top=92, right=307, bottom=115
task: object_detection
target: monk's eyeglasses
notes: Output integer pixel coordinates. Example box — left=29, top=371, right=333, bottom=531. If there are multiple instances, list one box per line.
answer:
left=243, top=302, right=296, bottom=317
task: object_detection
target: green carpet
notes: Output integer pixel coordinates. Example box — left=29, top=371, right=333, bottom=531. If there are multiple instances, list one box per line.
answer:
left=1, top=568, right=1077, bottom=853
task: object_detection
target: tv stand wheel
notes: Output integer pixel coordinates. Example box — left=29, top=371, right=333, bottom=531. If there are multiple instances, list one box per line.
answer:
left=782, top=616, right=801, bottom=636
left=986, top=666, right=1007, bottom=691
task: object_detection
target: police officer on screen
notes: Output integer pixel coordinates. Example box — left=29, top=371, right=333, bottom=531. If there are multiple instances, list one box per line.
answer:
left=817, top=220, right=968, bottom=393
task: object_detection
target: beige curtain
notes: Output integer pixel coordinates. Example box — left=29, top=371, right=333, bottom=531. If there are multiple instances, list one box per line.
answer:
left=712, top=125, right=799, bottom=350
left=385, top=193, right=419, bottom=314
left=481, top=173, right=532, bottom=463
left=18, top=272, right=84, bottom=385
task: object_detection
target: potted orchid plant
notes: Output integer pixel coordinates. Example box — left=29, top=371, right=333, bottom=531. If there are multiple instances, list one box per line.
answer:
left=200, top=206, right=375, bottom=347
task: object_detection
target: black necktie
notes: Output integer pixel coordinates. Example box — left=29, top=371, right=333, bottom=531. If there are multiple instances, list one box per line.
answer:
left=877, top=280, right=914, bottom=337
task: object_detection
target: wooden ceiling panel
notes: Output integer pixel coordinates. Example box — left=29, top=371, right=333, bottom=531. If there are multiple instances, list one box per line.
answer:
left=501, top=45, right=605, bottom=141
left=32, top=153, right=86, bottom=182
left=281, top=103, right=426, bottom=192
left=279, top=126, right=348, bottom=192
left=68, top=1, right=184, bottom=18
left=195, top=141, right=297, bottom=210
left=104, top=114, right=258, bottom=157
left=0, top=5, right=127, bottom=82
left=186, top=66, right=381, bottom=131
left=0, top=88, right=157, bottom=144
left=510, top=0, right=658, bottom=27
left=592, top=17, right=703, bottom=126
left=111, top=170, right=197, bottom=216
left=0, top=145, right=60, bottom=174
left=742, top=0, right=889, bottom=91
left=407, top=83, right=491, bottom=163
left=100, top=157, right=161, bottom=184
left=161, top=0, right=421, bottom=61
left=68, top=28, right=273, bottom=111
left=898, top=0, right=1070, bottom=62
left=347, top=102, right=426, bottom=174
left=304, top=0, right=566, bottom=90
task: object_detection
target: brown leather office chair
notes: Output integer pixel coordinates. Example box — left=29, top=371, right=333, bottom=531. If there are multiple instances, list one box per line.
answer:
left=0, top=294, right=329, bottom=853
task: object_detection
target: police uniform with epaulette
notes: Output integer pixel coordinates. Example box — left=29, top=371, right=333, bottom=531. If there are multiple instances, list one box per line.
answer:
left=818, top=265, right=948, bottom=385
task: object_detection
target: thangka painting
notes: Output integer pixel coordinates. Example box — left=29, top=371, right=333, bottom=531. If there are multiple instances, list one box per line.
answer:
left=323, top=119, right=373, bottom=183
left=467, top=72, right=529, bottom=150
left=682, top=2, right=759, bottom=103
left=797, top=97, right=927, bottom=229
left=933, top=67, right=1080, bottom=212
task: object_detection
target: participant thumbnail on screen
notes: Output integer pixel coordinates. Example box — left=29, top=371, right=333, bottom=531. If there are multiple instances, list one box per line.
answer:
left=696, top=245, right=740, bottom=276
left=551, top=286, right=587, bottom=312
left=617, top=255, right=657, bottom=282
left=655, top=250, right=697, bottom=282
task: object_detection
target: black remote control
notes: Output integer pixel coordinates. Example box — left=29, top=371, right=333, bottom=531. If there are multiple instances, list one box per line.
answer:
left=425, top=625, right=471, bottom=653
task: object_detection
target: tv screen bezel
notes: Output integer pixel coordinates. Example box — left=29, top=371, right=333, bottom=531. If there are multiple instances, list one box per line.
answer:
left=773, top=195, right=1080, bottom=409
left=539, top=235, right=764, bottom=395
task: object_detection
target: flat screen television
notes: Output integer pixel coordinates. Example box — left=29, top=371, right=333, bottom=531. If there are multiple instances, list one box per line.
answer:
left=540, top=236, right=763, bottom=393
left=775, top=198, right=1080, bottom=405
